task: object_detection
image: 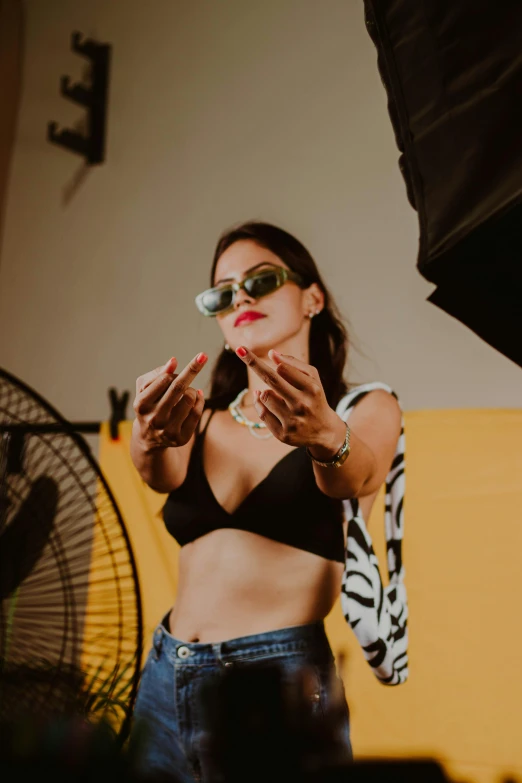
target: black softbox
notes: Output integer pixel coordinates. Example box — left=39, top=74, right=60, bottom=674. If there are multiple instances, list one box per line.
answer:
left=364, top=0, right=522, bottom=367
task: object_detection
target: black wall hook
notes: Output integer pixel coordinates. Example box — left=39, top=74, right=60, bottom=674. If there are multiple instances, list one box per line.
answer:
left=108, top=388, right=130, bottom=441
left=47, top=31, right=111, bottom=165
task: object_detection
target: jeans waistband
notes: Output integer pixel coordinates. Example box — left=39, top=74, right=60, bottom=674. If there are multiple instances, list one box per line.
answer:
left=152, top=615, right=334, bottom=667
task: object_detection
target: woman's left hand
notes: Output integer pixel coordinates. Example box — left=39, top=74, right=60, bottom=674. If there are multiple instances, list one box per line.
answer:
left=235, top=346, right=346, bottom=458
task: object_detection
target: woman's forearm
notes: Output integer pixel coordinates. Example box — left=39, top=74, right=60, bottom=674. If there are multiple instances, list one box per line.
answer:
left=130, top=418, right=188, bottom=493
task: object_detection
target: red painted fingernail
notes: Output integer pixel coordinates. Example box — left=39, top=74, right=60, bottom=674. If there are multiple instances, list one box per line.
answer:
left=197, top=389, right=204, bottom=396
left=236, top=346, right=247, bottom=358
left=196, top=353, right=207, bottom=364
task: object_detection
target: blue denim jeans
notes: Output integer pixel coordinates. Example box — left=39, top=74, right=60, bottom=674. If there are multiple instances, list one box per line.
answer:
left=130, top=617, right=352, bottom=782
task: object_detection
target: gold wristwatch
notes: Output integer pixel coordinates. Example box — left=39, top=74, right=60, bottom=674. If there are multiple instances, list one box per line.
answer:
left=306, top=422, right=351, bottom=468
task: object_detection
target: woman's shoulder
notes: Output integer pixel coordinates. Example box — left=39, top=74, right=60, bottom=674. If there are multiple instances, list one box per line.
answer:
left=335, top=383, right=403, bottom=450
left=336, top=381, right=402, bottom=416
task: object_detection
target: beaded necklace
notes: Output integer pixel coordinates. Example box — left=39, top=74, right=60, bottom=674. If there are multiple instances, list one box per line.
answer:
left=228, top=389, right=273, bottom=440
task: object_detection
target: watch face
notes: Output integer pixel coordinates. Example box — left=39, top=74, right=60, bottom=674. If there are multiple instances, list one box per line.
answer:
left=335, top=447, right=351, bottom=467
left=306, top=424, right=350, bottom=467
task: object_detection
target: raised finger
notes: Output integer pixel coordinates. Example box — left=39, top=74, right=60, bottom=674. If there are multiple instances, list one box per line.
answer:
left=235, top=346, right=298, bottom=401
left=178, top=390, right=205, bottom=443
left=134, top=366, right=180, bottom=416
left=151, top=353, right=208, bottom=421
left=154, top=383, right=198, bottom=427
left=159, top=353, right=208, bottom=409
left=136, top=357, right=178, bottom=394
left=268, top=352, right=317, bottom=392
left=158, top=388, right=198, bottom=433
left=269, top=350, right=316, bottom=378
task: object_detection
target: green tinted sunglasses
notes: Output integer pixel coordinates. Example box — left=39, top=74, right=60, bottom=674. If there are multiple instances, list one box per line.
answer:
left=195, top=266, right=305, bottom=317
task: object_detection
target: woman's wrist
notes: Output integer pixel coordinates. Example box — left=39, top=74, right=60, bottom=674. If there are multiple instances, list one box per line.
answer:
left=307, top=413, right=347, bottom=462
left=132, top=419, right=168, bottom=456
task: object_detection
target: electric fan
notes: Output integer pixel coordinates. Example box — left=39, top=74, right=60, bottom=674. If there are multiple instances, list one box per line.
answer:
left=0, top=367, right=142, bottom=739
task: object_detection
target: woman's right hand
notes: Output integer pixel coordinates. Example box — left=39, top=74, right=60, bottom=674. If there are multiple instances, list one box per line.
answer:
left=132, top=353, right=208, bottom=451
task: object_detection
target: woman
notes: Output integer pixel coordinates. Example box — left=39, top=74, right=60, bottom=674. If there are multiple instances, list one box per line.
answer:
left=129, top=222, right=402, bottom=782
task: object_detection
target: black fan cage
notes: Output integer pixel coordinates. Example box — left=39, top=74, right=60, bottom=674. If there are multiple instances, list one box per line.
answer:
left=0, top=367, right=143, bottom=738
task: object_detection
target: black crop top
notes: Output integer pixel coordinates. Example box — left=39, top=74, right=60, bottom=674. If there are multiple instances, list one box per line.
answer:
left=162, top=410, right=346, bottom=563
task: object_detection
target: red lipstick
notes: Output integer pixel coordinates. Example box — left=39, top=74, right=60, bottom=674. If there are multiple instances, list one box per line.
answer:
left=234, top=311, right=267, bottom=327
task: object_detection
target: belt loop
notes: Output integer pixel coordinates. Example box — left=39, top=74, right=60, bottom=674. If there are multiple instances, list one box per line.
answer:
left=153, top=625, right=163, bottom=659
left=212, top=642, right=223, bottom=666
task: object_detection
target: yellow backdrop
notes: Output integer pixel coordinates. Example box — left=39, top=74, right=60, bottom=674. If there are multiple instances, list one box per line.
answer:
left=99, top=410, right=522, bottom=783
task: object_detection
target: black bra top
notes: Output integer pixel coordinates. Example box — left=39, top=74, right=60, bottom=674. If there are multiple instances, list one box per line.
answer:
left=162, top=410, right=346, bottom=563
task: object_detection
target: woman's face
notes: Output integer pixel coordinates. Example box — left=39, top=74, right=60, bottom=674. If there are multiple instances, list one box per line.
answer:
left=212, top=239, right=323, bottom=359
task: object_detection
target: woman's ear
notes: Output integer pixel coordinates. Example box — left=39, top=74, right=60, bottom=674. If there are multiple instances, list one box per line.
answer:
left=303, top=282, right=325, bottom=317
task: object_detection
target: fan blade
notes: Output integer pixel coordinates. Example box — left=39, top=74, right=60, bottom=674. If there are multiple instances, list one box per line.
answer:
left=0, top=476, right=58, bottom=599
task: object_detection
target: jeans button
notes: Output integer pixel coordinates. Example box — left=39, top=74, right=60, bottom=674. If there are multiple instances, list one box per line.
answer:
left=177, top=645, right=191, bottom=659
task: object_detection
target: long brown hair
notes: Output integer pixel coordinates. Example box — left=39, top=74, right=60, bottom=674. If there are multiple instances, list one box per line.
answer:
left=206, top=221, right=350, bottom=410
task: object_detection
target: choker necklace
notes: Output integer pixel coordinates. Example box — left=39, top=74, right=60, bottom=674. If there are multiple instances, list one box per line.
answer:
left=228, top=389, right=273, bottom=439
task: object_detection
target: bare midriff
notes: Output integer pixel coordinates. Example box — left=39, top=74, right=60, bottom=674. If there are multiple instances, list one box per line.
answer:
left=168, top=489, right=377, bottom=644
left=168, top=529, right=344, bottom=643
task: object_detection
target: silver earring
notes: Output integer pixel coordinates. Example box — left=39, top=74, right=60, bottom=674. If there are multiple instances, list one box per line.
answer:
left=225, top=343, right=232, bottom=352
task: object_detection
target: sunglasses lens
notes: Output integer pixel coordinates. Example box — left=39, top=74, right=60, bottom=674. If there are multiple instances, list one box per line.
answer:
left=245, top=271, right=280, bottom=299
left=198, top=269, right=286, bottom=316
left=201, top=287, right=234, bottom=314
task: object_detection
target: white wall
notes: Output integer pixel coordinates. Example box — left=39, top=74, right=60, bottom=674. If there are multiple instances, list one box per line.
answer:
left=0, top=0, right=24, bottom=252
left=0, top=0, right=520, bottom=426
